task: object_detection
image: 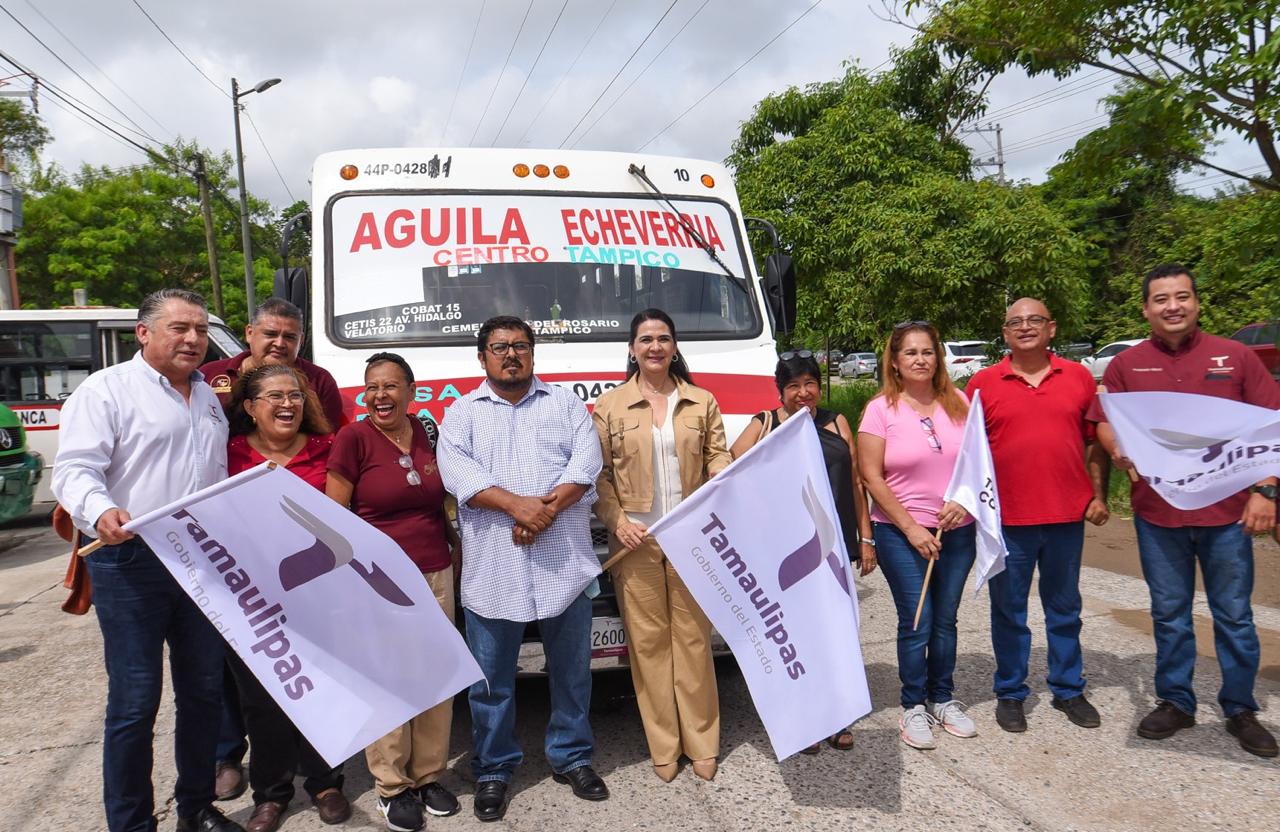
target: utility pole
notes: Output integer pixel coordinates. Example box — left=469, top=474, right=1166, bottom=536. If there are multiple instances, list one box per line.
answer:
left=193, top=155, right=224, bottom=318
left=959, top=122, right=1006, bottom=183
left=232, top=78, right=255, bottom=316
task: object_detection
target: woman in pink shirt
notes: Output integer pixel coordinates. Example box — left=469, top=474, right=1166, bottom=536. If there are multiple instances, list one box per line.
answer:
left=857, top=322, right=977, bottom=751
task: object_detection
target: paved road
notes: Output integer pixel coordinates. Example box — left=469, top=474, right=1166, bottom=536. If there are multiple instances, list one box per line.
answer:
left=1, top=513, right=1276, bottom=832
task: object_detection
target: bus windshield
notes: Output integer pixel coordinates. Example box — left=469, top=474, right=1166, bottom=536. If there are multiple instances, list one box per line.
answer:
left=326, top=192, right=758, bottom=346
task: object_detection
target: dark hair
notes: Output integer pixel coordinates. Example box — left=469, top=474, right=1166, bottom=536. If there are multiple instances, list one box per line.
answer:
left=477, top=316, right=535, bottom=353
left=774, top=354, right=821, bottom=394
left=624, top=308, right=693, bottom=384
left=1142, top=263, right=1197, bottom=302
left=138, top=288, right=206, bottom=326
left=226, top=364, right=332, bottom=438
left=252, top=297, right=303, bottom=324
left=879, top=321, right=968, bottom=424
left=366, top=351, right=414, bottom=385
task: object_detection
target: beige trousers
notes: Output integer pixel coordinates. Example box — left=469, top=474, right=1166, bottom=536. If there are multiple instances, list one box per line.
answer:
left=611, top=538, right=720, bottom=765
left=365, top=565, right=455, bottom=798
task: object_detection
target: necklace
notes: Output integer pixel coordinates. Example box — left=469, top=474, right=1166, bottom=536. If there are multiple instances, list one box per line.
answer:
left=642, top=377, right=673, bottom=396
left=372, top=419, right=412, bottom=451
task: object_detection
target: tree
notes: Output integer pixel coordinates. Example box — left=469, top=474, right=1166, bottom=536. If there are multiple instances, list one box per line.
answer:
left=729, top=60, right=1090, bottom=348
left=0, top=99, right=52, bottom=180
left=906, top=0, right=1280, bottom=189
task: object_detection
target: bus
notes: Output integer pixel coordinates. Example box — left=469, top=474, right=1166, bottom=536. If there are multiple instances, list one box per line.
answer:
left=290, top=147, right=797, bottom=668
left=0, top=308, right=245, bottom=503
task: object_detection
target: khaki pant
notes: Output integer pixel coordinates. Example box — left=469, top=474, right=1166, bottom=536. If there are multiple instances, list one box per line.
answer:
left=366, top=565, right=455, bottom=798
left=611, top=538, right=719, bottom=765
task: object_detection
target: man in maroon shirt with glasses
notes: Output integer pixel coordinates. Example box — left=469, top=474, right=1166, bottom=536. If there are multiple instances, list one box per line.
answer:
left=1089, top=263, right=1279, bottom=758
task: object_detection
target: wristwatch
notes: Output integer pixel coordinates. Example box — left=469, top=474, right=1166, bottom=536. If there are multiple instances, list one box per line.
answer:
left=858, top=536, right=876, bottom=548
left=1249, top=484, right=1278, bottom=500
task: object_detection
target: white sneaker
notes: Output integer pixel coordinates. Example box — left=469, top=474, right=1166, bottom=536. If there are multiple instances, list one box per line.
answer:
left=929, top=699, right=978, bottom=738
left=899, top=704, right=937, bottom=749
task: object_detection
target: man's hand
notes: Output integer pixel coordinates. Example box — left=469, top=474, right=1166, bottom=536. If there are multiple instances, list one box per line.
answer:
left=543, top=483, right=589, bottom=517
left=1240, top=493, right=1276, bottom=535
left=506, top=495, right=556, bottom=532
left=95, top=508, right=134, bottom=545
left=1085, top=496, right=1110, bottom=526
left=512, top=524, right=538, bottom=546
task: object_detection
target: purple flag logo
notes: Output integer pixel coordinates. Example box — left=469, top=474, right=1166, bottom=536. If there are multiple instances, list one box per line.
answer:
left=277, top=495, right=415, bottom=607
left=776, top=476, right=850, bottom=596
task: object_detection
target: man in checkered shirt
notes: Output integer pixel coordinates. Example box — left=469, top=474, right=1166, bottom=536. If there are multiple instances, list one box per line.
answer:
left=438, top=315, right=609, bottom=822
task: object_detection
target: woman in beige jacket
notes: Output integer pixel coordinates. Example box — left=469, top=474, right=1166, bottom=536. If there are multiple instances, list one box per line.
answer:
left=593, top=308, right=731, bottom=783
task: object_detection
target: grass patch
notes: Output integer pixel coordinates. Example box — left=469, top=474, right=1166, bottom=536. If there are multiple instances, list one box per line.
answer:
left=822, top=379, right=880, bottom=426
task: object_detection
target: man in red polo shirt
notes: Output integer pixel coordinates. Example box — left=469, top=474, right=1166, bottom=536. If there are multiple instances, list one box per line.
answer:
left=968, top=298, right=1110, bottom=735
left=1091, top=263, right=1278, bottom=758
left=199, top=297, right=349, bottom=799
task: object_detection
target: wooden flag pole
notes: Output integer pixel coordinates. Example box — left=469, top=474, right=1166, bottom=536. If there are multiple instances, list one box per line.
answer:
left=912, top=528, right=945, bottom=631
left=75, top=538, right=105, bottom=558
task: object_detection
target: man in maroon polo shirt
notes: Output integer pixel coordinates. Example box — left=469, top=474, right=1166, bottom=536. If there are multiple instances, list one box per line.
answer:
left=198, top=296, right=350, bottom=798
left=1090, top=263, right=1278, bottom=758
left=968, top=298, right=1110, bottom=735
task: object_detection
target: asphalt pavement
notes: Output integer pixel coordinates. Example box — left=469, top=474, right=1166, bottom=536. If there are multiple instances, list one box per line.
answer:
left=1, top=512, right=1276, bottom=832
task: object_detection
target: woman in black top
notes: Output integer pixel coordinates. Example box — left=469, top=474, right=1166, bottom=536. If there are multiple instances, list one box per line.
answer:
left=729, top=350, right=876, bottom=751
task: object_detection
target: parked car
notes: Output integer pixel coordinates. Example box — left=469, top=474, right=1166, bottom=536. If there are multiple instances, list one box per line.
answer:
left=839, top=352, right=878, bottom=379
left=0, top=404, right=41, bottom=524
left=1230, top=320, right=1280, bottom=379
left=1057, top=342, right=1094, bottom=361
left=1081, top=339, right=1144, bottom=381
left=943, top=340, right=988, bottom=380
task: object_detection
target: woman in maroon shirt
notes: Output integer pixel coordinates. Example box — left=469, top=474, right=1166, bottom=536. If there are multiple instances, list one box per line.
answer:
left=325, top=352, right=459, bottom=830
left=224, top=364, right=351, bottom=831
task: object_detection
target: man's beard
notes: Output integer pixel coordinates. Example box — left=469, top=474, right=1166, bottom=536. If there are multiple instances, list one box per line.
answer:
left=488, top=362, right=530, bottom=391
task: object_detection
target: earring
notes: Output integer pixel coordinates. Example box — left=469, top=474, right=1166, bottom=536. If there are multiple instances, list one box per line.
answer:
left=673, top=352, right=681, bottom=363
left=628, top=354, right=637, bottom=364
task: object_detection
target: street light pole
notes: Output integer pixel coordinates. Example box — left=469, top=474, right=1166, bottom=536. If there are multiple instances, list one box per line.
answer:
left=231, top=76, right=281, bottom=318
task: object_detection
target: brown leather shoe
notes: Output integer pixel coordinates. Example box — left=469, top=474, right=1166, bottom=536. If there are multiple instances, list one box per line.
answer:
left=214, top=760, right=246, bottom=801
left=312, top=788, right=352, bottom=825
left=1137, top=701, right=1195, bottom=739
left=246, top=801, right=286, bottom=832
left=1226, top=711, right=1278, bottom=758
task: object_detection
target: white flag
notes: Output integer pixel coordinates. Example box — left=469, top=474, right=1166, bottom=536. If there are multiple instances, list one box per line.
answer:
left=943, top=390, right=1008, bottom=593
left=648, top=411, right=872, bottom=760
left=1100, top=391, right=1280, bottom=510
left=125, top=463, right=484, bottom=767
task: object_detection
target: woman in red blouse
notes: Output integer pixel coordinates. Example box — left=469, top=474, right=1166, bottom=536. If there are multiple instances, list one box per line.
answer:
left=224, top=364, right=351, bottom=830
left=326, top=352, right=459, bottom=831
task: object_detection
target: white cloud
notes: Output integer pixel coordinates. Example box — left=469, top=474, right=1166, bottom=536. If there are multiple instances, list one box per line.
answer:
left=369, top=76, right=415, bottom=115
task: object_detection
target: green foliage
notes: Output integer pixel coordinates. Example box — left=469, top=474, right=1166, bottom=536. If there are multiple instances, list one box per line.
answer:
left=821, top=379, right=880, bottom=427
left=0, top=99, right=52, bottom=181
left=15, top=142, right=279, bottom=330
left=730, top=62, right=1091, bottom=349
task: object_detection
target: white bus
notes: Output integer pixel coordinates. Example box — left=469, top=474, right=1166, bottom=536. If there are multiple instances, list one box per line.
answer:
left=0, top=308, right=244, bottom=503
left=291, top=147, right=796, bottom=668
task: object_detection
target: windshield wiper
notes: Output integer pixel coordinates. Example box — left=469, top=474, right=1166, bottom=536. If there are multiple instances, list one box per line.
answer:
left=628, top=163, right=743, bottom=286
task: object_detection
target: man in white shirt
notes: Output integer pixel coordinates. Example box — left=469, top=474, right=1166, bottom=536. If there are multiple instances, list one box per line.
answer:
left=53, top=290, right=242, bottom=832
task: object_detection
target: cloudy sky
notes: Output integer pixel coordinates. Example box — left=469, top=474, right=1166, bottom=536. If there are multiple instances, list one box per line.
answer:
left=0, top=0, right=1257, bottom=208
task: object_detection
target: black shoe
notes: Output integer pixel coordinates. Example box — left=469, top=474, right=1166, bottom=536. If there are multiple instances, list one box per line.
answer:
left=1137, top=701, right=1195, bottom=739
left=1052, top=694, right=1101, bottom=728
left=473, top=781, right=510, bottom=822
left=417, top=781, right=460, bottom=817
left=176, top=805, right=246, bottom=832
left=376, top=790, right=423, bottom=832
left=552, top=765, right=609, bottom=801
left=995, top=698, right=1027, bottom=733
left=1225, top=711, right=1278, bottom=758
left=214, top=760, right=247, bottom=802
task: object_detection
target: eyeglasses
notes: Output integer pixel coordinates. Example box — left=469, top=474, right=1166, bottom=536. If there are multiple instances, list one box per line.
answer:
left=894, top=320, right=932, bottom=330
left=1002, top=315, right=1052, bottom=330
left=920, top=417, right=942, bottom=453
left=486, top=341, right=533, bottom=356
left=398, top=454, right=422, bottom=486
left=779, top=350, right=814, bottom=360
left=254, top=391, right=305, bottom=406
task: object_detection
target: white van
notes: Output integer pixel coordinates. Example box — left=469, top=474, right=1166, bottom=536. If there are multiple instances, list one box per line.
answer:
left=0, top=308, right=245, bottom=503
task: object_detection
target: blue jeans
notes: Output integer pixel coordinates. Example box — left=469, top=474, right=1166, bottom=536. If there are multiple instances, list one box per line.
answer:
left=216, top=663, right=247, bottom=764
left=86, top=539, right=226, bottom=832
left=989, top=522, right=1086, bottom=701
left=1133, top=517, right=1259, bottom=717
left=874, top=522, right=976, bottom=708
left=464, top=592, right=594, bottom=783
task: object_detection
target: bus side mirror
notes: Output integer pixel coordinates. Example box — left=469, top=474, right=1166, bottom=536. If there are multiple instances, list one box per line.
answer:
left=762, top=252, right=796, bottom=337
left=272, top=267, right=309, bottom=316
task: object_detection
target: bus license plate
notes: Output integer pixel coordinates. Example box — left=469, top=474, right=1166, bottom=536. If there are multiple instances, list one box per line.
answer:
left=590, top=616, right=627, bottom=658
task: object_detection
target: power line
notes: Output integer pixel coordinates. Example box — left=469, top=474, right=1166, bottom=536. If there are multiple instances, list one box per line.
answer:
left=243, top=110, right=296, bottom=202
left=516, top=0, right=618, bottom=146
left=638, top=0, right=826, bottom=152
left=490, top=0, right=571, bottom=147
left=557, top=0, right=681, bottom=149
left=42, top=95, right=140, bottom=157
left=20, top=0, right=171, bottom=137
left=440, top=0, right=487, bottom=144
left=129, top=0, right=229, bottom=99
left=571, top=0, right=713, bottom=148
left=468, top=0, right=535, bottom=147
left=0, top=1, right=158, bottom=142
